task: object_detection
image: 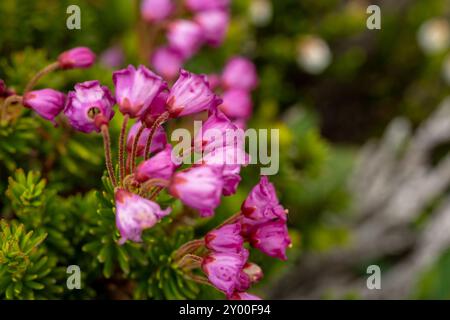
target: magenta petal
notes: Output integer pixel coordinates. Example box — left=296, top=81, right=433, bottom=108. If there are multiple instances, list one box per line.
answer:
left=64, top=80, right=115, bottom=133
left=142, top=91, right=169, bottom=127
left=167, top=20, right=204, bottom=59
left=23, top=89, right=66, bottom=124
left=185, top=0, right=229, bottom=12
left=201, top=251, right=246, bottom=296
left=201, top=144, right=249, bottom=167
left=126, top=121, right=167, bottom=157
left=221, top=165, right=242, bottom=196
left=135, top=144, right=179, bottom=183
left=240, top=216, right=260, bottom=239
left=58, top=47, right=96, bottom=69
left=195, top=10, right=229, bottom=47
left=141, top=0, right=174, bottom=22
left=232, top=118, right=247, bottom=130
left=194, top=110, right=238, bottom=151
left=219, top=89, right=253, bottom=120
left=205, top=222, right=244, bottom=253
left=151, top=47, right=184, bottom=81
left=249, top=219, right=291, bottom=260
left=194, top=111, right=248, bottom=196
left=222, top=56, right=258, bottom=91
left=206, top=73, right=221, bottom=90
left=150, top=125, right=168, bottom=154
left=113, top=65, right=167, bottom=118
left=169, top=165, right=224, bottom=217
left=241, top=176, right=286, bottom=221
left=228, top=292, right=262, bottom=300
left=115, top=189, right=171, bottom=244
left=234, top=271, right=251, bottom=292
left=167, top=69, right=219, bottom=117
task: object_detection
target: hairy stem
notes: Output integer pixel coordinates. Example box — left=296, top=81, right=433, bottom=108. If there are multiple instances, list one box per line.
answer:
left=24, top=62, right=60, bottom=94
left=141, top=178, right=170, bottom=189
left=130, top=124, right=146, bottom=172
left=149, top=186, right=164, bottom=200
left=176, top=254, right=203, bottom=270
left=139, top=179, right=170, bottom=198
left=215, top=211, right=242, bottom=229
left=173, top=211, right=242, bottom=256
left=143, top=112, right=169, bottom=160
left=125, top=156, right=131, bottom=176
left=118, top=115, right=129, bottom=185
left=101, top=125, right=117, bottom=187
left=174, top=239, right=205, bottom=261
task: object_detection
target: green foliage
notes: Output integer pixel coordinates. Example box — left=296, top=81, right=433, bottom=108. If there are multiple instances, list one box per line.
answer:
left=80, top=177, right=205, bottom=300
left=6, top=169, right=74, bottom=258
left=0, top=0, right=133, bottom=59
left=0, top=117, right=38, bottom=173
left=415, top=249, right=450, bottom=299
left=2, top=169, right=209, bottom=299
left=82, top=176, right=146, bottom=279
left=0, top=48, right=65, bottom=91
left=0, top=220, right=63, bottom=299
left=132, top=227, right=201, bottom=300
left=6, top=170, right=48, bottom=226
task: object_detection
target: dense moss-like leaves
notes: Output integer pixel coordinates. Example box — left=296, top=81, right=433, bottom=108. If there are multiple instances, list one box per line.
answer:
left=0, top=220, right=63, bottom=299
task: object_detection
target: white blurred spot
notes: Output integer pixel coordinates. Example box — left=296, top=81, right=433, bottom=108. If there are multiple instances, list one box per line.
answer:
left=249, top=0, right=273, bottom=27
left=296, top=35, right=332, bottom=75
left=417, top=18, right=450, bottom=54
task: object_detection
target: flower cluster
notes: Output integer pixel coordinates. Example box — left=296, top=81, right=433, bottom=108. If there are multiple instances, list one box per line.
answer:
left=241, top=176, right=291, bottom=260
left=2, top=47, right=96, bottom=125
left=200, top=176, right=290, bottom=299
left=141, top=0, right=230, bottom=80
left=202, top=223, right=262, bottom=299
left=193, top=109, right=250, bottom=198
left=1, top=39, right=290, bottom=300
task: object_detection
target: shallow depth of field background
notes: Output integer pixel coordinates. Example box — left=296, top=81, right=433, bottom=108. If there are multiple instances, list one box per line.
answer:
left=1, top=0, right=450, bottom=299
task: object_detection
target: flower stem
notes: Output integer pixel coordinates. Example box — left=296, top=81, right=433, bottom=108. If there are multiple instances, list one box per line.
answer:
left=149, top=186, right=164, bottom=200
left=139, top=179, right=170, bottom=198
left=118, top=115, right=129, bottom=185
left=130, top=124, right=145, bottom=172
left=125, top=156, right=131, bottom=176
left=141, top=178, right=170, bottom=189
left=1, top=95, right=23, bottom=123
left=172, top=211, right=241, bottom=257
left=24, top=62, right=60, bottom=94
left=143, top=112, right=169, bottom=160
left=185, top=274, right=214, bottom=288
left=174, top=239, right=205, bottom=261
left=176, top=254, right=203, bottom=270
left=101, top=125, right=117, bottom=187
left=215, top=211, right=242, bottom=229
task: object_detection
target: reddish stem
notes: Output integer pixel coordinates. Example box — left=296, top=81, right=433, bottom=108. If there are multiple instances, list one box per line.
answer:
left=143, top=112, right=169, bottom=160
left=130, top=124, right=146, bottom=172
left=118, top=115, right=129, bottom=185
left=24, top=62, right=59, bottom=94
left=101, top=125, right=117, bottom=187
left=174, top=239, right=205, bottom=261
